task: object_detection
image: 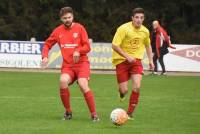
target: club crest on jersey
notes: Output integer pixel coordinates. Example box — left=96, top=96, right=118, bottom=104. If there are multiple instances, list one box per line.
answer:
left=59, top=35, right=63, bottom=39
left=73, top=33, right=78, bottom=38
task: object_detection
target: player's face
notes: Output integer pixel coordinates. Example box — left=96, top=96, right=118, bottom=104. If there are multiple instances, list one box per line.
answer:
left=132, top=13, right=144, bottom=28
left=61, top=13, right=74, bottom=28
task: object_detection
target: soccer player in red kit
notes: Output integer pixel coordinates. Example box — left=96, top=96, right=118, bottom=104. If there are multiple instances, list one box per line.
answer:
left=41, top=7, right=99, bottom=122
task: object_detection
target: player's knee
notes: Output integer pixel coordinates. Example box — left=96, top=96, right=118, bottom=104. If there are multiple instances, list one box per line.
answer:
left=60, top=77, right=68, bottom=84
left=78, top=79, right=90, bottom=93
left=79, top=84, right=90, bottom=93
left=60, top=77, right=70, bottom=88
left=133, top=84, right=140, bottom=92
left=119, top=87, right=128, bottom=94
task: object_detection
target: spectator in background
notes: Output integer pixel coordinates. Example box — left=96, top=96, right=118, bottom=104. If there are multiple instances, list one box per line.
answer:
left=151, top=20, right=176, bottom=75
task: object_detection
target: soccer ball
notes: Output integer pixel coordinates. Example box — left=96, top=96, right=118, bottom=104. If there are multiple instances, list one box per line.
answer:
left=110, top=108, right=128, bottom=126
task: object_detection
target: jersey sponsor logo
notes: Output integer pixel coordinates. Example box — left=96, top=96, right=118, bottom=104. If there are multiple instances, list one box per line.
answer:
left=0, top=41, right=42, bottom=54
left=129, top=38, right=140, bottom=50
left=61, top=44, right=78, bottom=48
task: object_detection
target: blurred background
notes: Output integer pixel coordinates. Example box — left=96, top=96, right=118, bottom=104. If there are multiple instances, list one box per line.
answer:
left=0, top=0, right=199, bottom=44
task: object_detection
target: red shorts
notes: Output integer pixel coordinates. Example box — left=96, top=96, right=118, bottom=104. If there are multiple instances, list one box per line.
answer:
left=116, top=60, right=143, bottom=83
left=61, top=61, right=90, bottom=84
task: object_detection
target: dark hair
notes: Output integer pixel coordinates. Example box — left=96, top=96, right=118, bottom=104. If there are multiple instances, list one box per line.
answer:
left=60, top=7, right=73, bottom=17
left=132, top=7, right=145, bottom=17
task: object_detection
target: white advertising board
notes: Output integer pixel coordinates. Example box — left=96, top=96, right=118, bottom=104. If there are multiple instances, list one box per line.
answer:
left=0, top=40, right=199, bottom=72
left=161, top=45, right=200, bottom=72
left=0, top=40, right=43, bottom=68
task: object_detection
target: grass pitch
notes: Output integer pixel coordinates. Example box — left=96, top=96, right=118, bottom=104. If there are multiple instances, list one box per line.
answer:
left=0, top=71, right=199, bottom=134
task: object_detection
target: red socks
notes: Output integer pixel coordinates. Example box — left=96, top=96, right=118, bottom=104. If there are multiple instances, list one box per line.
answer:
left=60, top=87, right=137, bottom=116
left=60, top=88, right=96, bottom=117
left=84, top=90, right=97, bottom=116
left=60, top=88, right=71, bottom=113
left=127, top=91, right=140, bottom=115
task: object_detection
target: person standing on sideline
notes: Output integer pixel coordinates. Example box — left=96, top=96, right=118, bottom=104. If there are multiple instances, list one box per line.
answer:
left=112, top=7, right=154, bottom=118
left=151, top=20, right=176, bottom=75
left=41, top=7, right=99, bottom=122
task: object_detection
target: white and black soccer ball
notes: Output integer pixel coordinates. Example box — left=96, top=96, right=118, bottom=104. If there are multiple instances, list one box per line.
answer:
left=110, top=108, right=128, bottom=126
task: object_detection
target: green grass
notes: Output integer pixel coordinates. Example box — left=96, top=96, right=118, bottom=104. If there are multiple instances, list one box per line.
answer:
left=0, top=71, right=200, bottom=134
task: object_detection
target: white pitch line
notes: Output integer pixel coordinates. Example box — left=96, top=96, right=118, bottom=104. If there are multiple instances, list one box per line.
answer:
left=0, top=96, right=200, bottom=102
left=0, top=96, right=108, bottom=100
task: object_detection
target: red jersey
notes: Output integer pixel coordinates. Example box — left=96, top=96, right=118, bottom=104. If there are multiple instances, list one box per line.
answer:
left=42, top=23, right=91, bottom=66
left=151, top=26, right=174, bottom=57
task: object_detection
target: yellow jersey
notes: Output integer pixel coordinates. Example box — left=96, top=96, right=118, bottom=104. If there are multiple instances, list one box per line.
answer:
left=112, top=22, right=150, bottom=66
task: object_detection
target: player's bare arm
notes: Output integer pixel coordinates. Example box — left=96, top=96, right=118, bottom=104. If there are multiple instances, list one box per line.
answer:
left=112, top=44, right=135, bottom=63
left=145, top=45, right=154, bottom=70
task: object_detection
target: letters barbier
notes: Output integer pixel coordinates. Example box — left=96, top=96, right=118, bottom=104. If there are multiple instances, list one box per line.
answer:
left=0, top=41, right=42, bottom=54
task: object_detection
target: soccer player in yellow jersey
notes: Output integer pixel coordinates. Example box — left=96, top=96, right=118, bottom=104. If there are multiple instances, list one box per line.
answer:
left=112, top=8, right=154, bottom=118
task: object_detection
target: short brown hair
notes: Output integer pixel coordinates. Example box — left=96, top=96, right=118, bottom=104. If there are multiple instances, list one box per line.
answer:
left=60, top=7, right=73, bottom=17
left=132, top=7, right=145, bottom=17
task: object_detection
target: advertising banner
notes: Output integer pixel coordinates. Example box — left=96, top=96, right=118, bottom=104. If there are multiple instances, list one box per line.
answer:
left=0, top=40, right=199, bottom=72
left=163, top=45, right=200, bottom=72
left=47, top=43, right=152, bottom=70
left=0, top=40, right=43, bottom=68
left=47, top=43, right=200, bottom=72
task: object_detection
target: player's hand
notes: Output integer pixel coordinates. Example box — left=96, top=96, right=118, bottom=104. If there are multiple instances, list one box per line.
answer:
left=149, top=62, right=154, bottom=70
left=41, top=57, right=48, bottom=68
left=169, top=44, right=176, bottom=49
left=73, top=51, right=80, bottom=63
left=171, top=46, right=176, bottom=49
left=126, top=56, right=135, bottom=63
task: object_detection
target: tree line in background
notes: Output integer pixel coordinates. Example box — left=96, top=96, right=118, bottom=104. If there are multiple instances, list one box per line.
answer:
left=0, top=0, right=199, bottom=44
